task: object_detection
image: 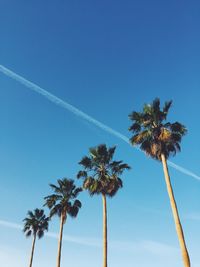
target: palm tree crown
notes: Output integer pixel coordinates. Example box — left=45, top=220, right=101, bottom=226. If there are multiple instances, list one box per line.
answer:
left=23, top=209, right=49, bottom=239
left=77, top=144, right=130, bottom=196
left=128, top=98, right=187, bottom=160
left=44, top=178, right=82, bottom=222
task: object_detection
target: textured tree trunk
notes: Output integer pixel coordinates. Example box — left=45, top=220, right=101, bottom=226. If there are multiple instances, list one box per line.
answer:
left=102, top=194, right=107, bottom=267
left=57, top=214, right=65, bottom=267
left=161, top=153, right=190, bottom=267
left=29, top=234, right=36, bottom=267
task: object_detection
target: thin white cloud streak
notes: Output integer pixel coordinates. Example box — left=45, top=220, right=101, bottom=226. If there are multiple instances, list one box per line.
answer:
left=0, top=219, right=178, bottom=257
left=0, top=64, right=200, bottom=181
left=184, top=213, right=200, bottom=221
left=0, top=65, right=129, bottom=144
left=46, top=232, right=100, bottom=247
left=0, top=219, right=100, bottom=247
left=168, top=161, right=200, bottom=181
left=0, top=220, right=22, bottom=230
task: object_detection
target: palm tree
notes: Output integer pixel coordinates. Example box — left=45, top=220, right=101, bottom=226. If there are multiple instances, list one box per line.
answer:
left=128, top=98, right=190, bottom=267
left=44, top=178, right=82, bottom=267
left=77, top=144, right=130, bottom=267
left=23, top=208, right=49, bottom=267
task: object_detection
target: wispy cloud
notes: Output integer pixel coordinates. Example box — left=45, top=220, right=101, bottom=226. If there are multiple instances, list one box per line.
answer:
left=0, top=219, right=22, bottom=230
left=168, top=161, right=200, bottom=181
left=46, top=232, right=100, bottom=247
left=0, top=65, right=129, bottom=144
left=109, top=239, right=178, bottom=256
left=0, top=64, right=200, bottom=181
left=0, top=218, right=178, bottom=257
left=184, top=212, right=200, bottom=221
left=0, top=219, right=100, bottom=247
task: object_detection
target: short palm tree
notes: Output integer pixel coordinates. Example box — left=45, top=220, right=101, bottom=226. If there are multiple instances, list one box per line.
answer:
left=77, top=144, right=130, bottom=267
left=44, top=178, right=82, bottom=267
left=128, top=98, right=190, bottom=267
left=23, top=208, right=49, bottom=267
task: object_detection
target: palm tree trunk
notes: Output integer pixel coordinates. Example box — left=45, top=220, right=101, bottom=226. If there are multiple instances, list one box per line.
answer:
left=102, top=194, right=107, bottom=267
left=29, top=234, right=36, bottom=267
left=161, top=153, right=190, bottom=267
left=57, top=214, right=65, bottom=267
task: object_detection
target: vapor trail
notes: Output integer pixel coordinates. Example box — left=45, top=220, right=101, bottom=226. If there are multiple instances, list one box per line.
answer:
left=0, top=65, right=129, bottom=144
left=168, top=161, right=200, bottom=181
left=0, top=219, right=178, bottom=255
left=0, top=64, right=200, bottom=181
left=0, top=219, right=100, bottom=247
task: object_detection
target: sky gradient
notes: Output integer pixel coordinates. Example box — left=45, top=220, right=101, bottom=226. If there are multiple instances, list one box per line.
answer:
left=1, top=1, right=200, bottom=267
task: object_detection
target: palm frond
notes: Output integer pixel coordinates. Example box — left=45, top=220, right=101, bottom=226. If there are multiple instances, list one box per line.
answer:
left=128, top=122, right=141, bottom=133
left=25, top=230, right=32, bottom=237
left=78, top=144, right=130, bottom=197
left=163, top=100, right=172, bottom=117
left=77, top=170, right=87, bottom=179
left=128, top=111, right=143, bottom=123
left=107, top=146, right=116, bottom=161
left=23, top=209, right=49, bottom=239
left=170, top=122, right=187, bottom=135
left=152, top=98, right=160, bottom=114
left=128, top=98, right=187, bottom=160
left=79, top=156, right=92, bottom=169
left=44, top=178, right=82, bottom=221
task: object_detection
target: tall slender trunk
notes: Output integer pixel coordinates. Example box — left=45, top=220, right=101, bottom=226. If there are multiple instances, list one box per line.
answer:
left=102, top=194, right=107, bottom=267
left=29, top=234, right=36, bottom=267
left=57, top=214, right=65, bottom=267
left=161, top=153, right=190, bottom=267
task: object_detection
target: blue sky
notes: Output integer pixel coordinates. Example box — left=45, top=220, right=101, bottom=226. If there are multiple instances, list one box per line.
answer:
left=0, top=0, right=200, bottom=266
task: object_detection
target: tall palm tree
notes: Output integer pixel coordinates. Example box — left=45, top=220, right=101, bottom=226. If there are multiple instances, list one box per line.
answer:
left=44, top=178, right=82, bottom=267
left=128, top=98, right=190, bottom=267
left=23, top=208, right=49, bottom=267
left=77, top=144, right=130, bottom=267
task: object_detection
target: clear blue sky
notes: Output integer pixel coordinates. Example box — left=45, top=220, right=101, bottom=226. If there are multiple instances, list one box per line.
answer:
left=0, top=1, right=200, bottom=267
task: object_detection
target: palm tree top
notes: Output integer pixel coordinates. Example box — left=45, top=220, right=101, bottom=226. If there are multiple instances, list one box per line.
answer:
left=128, top=98, right=187, bottom=160
left=44, top=178, right=82, bottom=221
left=23, top=208, right=49, bottom=239
left=77, top=144, right=130, bottom=197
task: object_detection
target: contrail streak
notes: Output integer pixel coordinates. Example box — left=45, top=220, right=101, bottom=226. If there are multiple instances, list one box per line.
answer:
left=0, top=64, right=200, bottom=181
left=0, top=219, right=178, bottom=254
left=0, top=65, right=129, bottom=144
left=0, top=219, right=100, bottom=247
left=168, top=161, right=200, bottom=181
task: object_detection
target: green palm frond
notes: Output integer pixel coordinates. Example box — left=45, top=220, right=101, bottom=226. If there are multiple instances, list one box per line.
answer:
left=128, top=111, right=143, bottom=123
left=78, top=144, right=130, bottom=197
left=44, top=178, right=82, bottom=221
left=44, top=194, right=62, bottom=209
left=73, top=199, right=82, bottom=208
left=163, top=100, right=172, bottom=117
left=110, top=161, right=131, bottom=174
left=128, top=122, right=141, bottom=133
left=27, top=211, right=34, bottom=218
left=72, top=187, right=83, bottom=198
left=170, top=122, right=187, bottom=135
left=23, top=209, right=49, bottom=239
left=83, top=177, right=94, bottom=189
left=97, top=144, right=107, bottom=157
left=152, top=98, right=160, bottom=113
left=128, top=98, right=187, bottom=160
left=107, top=146, right=116, bottom=161
left=37, top=230, right=44, bottom=239
left=143, top=103, right=152, bottom=115
left=49, top=184, right=62, bottom=193
left=77, top=170, right=87, bottom=179
left=79, top=156, right=92, bottom=169
left=68, top=200, right=82, bottom=218
left=26, top=230, right=32, bottom=237
left=130, top=130, right=151, bottom=145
